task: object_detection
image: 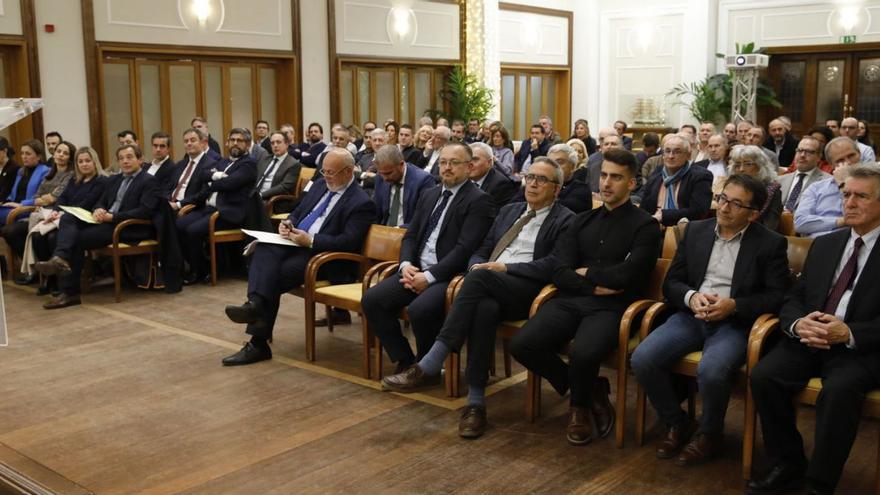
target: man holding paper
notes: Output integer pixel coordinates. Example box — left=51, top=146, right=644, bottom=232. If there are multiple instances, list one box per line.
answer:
left=221, top=148, right=376, bottom=366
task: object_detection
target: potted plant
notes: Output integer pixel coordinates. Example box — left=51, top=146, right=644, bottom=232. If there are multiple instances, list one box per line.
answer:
left=428, top=66, right=494, bottom=123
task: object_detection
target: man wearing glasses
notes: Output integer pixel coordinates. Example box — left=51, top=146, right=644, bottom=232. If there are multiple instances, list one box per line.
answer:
left=380, top=157, right=573, bottom=438
left=362, top=142, right=493, bottom=376
left=640, top=134, right=713, bottom=226
left=631, top=174, right=790, bottom=466
left=779, top=136, right=830, bottom=212
left=795, top=137, right=862, bottom=238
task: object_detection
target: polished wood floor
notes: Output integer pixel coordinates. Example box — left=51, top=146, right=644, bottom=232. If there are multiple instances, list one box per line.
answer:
left=0, top=278, right=877, bottom=494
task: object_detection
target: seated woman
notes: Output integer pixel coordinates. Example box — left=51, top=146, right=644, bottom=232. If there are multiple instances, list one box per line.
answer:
left=0, top=140, right=50, bottom=225
left=727, top=144, right=782, bottom=231
left=414, top=124, right=433, bottom=155
left=568, top=118, right=598, bottom=155
left=2, top=141, right=75, bottom=284
left=491, top=127, right=515, bottom=174
left=22, top=147, right=108, bottom=294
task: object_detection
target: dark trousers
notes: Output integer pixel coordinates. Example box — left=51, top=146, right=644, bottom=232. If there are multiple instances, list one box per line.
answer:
left=245, top=243, right=312, bottom=340
left=750, top=338, right=879, bottom=489
left=32, top=229, right=58, bottom=262
left=175, top=207, right=237, bottom=276
left=361, top=274, right=450, bottom=366
left=1, top=220, right=28, bottom=257
left=509, top=295, right=622, bottom=407
left=435, top=269, right=542, bottom=388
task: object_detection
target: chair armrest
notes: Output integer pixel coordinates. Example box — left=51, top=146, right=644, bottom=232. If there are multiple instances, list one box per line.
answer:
left=362, top=260, right=398, bottom=293
left=111, top=219, right=153, bottom=247
left=445, top=274, right=465, bottom=312
left=208, top=211, right=220, bottom=236
left=178, top=204, right=195, bottom=217
left=303, top=251, right=368, bottom=292
left=529, top=284, right=558, bottom=317
left=379, top=262, right=401, bottom=282
left=619, top=299, right=660, bottom=350
left=266, top=194, right=296, bottom=215
left=6, top=205, right=36, bottom=225
left=638, top=301, right=668, bottom=340
left=747, top=317, right=779, bottom=374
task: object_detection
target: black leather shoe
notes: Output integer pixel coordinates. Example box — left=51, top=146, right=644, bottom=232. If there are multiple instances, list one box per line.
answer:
left=221, top=341, right=272, bottom=366
left=34, top=256, right=71, bottom=277
left=746, top=462, right=805, bottom=494
left=590, top=376, right=615, bottom=439
left=656, top=418, right=698, bottom=459
left=43, top=293, right=81, bottom=310
left=225, top=300, right=263, bottom=325
left=183, top=272, right=210, bottom=286
left=459, top=405, right=488, bottom=439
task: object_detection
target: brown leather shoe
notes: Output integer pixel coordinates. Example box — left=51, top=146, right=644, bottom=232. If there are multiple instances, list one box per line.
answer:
left=42, top=293, right=81, bottom=310
left=380, top=365, right=440, bottom=392
left=34, top=256, right=71, bottom=277
left=566, top=406, right=592, bottom=446
left=458, top=405, right=487, bottom=439
left=656, top=418, right=698, bottom=459
left=590, top=377, right=615, bottom=438
left=675, top=432, right=720, bottom=466
left=315, top=309, right=352, bottom=327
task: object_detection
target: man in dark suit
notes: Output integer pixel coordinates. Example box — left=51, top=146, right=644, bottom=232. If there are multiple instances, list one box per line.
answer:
left=191, top=116, right=222, bottom=157
left=398, top=124, right=422, bottom=165
left=765, top=118, right=798, bottom=169
left=640, top=134, right=714, bottom=227
left=691, top=134, right=730, bottom=181
left=631, top=174, right=790, bottom=466
left=143, top=131, right=177, bottom=193
left=290, top=122, right=327, bottom=168
left=470, top=142, right=518, bottom=212
left=167, top=128, right=222, bottom=213
left=748, top=166, right=880, bottom=494
left=362, top=142, right=494, bottom=373
left=510, top=149, right=661, bottom=446
left=416, top=125, right=450, bottom=179
left=779, top=135, right=830, bottom=212
left=373, top=144, right=434, bottom=228
left=254, top=130, right=301, bottom=202
left=579, top=128, right=620, bottom=191
left=381, top=157, right=574, bottom=438
left=254, top=120, right=271, bottom=153
left=176, top=128, right=258, bottom=284
left=514, top=143, right=593, bottom=213
left=514, top=124, right=551, bottom=175
left=614, top=120, right=634, bottom=150
left=35, top=144, right=160, bottom=308
left=221, top=149, right=377, bottom=365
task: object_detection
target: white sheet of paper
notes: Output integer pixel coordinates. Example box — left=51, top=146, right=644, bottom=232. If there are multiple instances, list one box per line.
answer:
left=60, top=206, right=98, bottom=224
left=241, top=229, right=301, bottom=247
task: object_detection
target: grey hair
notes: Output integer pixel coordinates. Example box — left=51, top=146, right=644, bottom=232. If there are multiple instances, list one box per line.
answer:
left=708, top=133, right=728, bottom=147
left=825, top=136, right=860, bottom=161
left=228, top=127, right=252, bottom=143
left=530, top=156, right=565, bottom=185
left=370, top=128, right=387, bottom=140
left=728, top=144, right=777, bottom=183
left=433, top=126, right=451, bottom=140
left=374, top=143, right=403, bottom=165
left=469, top=141, right=493, bottom=161
left=667, top=134, right=692, bottom=152
left=325, top=147, right=355, bottom=168
left=548, top=143, right=578, bottom=167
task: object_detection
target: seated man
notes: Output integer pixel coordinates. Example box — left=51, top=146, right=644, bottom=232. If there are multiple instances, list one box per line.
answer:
left=692, top=134, right=729, bottom=182
left=614, top=120, right=633, bottom=150
left=380, top=157, right=574, bottom=438
left=469, top=142, right=518, bottom=212
left=765, top=118, right=797, bottom=169
left=221, top=149, right=376, bottom=365
left=641, top=134, right=713, bottom=227
left=167, top=127, right=222, bottom=213
left=361, top=142, right=493, bottom=373
left=254, top=130, right=301, bottom=204
left=176, top=128, right=257, bottom=285
left=35, top=144, right=160, bottom=308
left=748, top=165, right=880, bottom=495
left=514, top=143, right=592, bottom=213
left=290, top=122, right=327, bottom=168
left=143, top=131, right=177, bottom=193
left=794, top=137, right=861, bottom=238
left=372, top=144, right=434, bottom=228
left=631, top=174, right=790, bottom=466
left=398, top=124, right=422, bottom=165
left=840, top=117, right=876, bottom=163
left=514, top=124, right=551, bottom=175
left=779, top=135, right=830, bottom=213
left=746, top=126, right=780, bottom=169
left=577, top=127, right=619, bottom=189
left=416, top=125, right=450, bottom=179
left=510, top=149, right=661, bottom=445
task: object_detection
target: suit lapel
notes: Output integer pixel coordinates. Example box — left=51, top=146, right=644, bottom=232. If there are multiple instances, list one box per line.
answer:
left=438, top=182, right=470, bottom=236
left=730, top=224, right=759, bottom=296
left=320, top=183, right=353, bottom=229
left=692, top=220, right=716, bottom=288
left=816, top=230, right=850, bottom=305
left=846, top=232, right=880, bottom=320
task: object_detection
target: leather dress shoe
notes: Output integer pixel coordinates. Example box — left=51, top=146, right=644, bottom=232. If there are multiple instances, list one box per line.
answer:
left=43, top=293, right=81, bottom=310
left=14, top=273, right=36, bottom=285
left=225, top=300, right=263, bottom=325
left=675, top=432, right=721, bottom=466
left=590, top=377, right=615, bottom=438
left=381, top=365, right=440, bottom=392
left=459, top=405, right=488, bottom=439
left=315, top=309, right=352, bottom=327
left=34, top=256, right=71, bottom=277
left=222, top=341, right=272, bottom=366
left=746, top=462, right=806, bottom=494
left=656, top=418, right=698, bottom=459
left=566, top=406, right=593, bottom=446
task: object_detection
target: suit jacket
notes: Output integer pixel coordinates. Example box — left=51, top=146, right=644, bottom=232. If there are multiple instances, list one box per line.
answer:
left=96, top=170, right=161, bottom=223
left=514, top=138, right=551, bottom=173
left=780, top=228, right=880, bottom=378
left=415, top=150, right=441, bottom=180
left=401, top=145, right=422, bottom=165
left=255, top=154, right=301, bottom=199
left=399, top=180, right=493, bottom=282
left=764, top=132, right=798, bottom=168
left=250, top=143, right=270, bottom=163
left=778, top=167, right=830, bottom=210
left=291, top=141, right=327, bottom=167
left=622, top=135, right=633, bottom=151
left=0, top=159, right=19, bottom=201
left=287, top=178, right=376, bottom=254
left=468, top=201, right=574, bottom=282
left=664, top=218, right=790, bottom=325
left=259, top=136, right=272, bottom=154
left=186, top=156, right=258, bottom=225
left=640, top=163, right=714, bottom=226
left=142, top=157, right=177, bottom=194
left=167, top=152, right=223, bottom=202
left=477, top=166, right=518, bottom=212
left=207, top=135, right=221, bottom=155
left=373, top=162, right=435, bottom=227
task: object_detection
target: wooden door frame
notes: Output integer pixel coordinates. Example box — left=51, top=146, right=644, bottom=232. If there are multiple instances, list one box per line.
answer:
left=500, top=65, right=572, bottom=139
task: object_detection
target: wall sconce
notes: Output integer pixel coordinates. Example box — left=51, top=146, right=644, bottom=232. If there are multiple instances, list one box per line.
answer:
left=630, top=21, right=661, bottom=56
left=828, top=4, right=868, bottom=37
left=386, top=7, right=415, bottom=43
left=193, top=0, right=210, bottom=26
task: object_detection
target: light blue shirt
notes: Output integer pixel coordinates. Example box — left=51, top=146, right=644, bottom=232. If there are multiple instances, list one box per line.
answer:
left=857, top=141, right=876, bottom=163
left=307, top=176, right=355, bottom=236
left=794, top=177, right=844, bottom=238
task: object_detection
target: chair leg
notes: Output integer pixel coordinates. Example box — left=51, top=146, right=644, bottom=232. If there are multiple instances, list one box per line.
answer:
left=444, top=354, right=454, bottom=397
left=489, top=347, right=496, bottom=377
left=743, top=381, right=756, bottom=480
left=112, top=252, right=122, bottom=303
left=373, top=335, right=383, bottom=379
left=304, top=296, right=316, bottom=361
left=875, top=429, right=880, bottom=495
left=360, top=314, right=371, bottom=378
left=326, top=305, right=334, bottom=333
left=502, top=338, right=512, bottom=378
left=635, top=383, right=647, bottom=446
left=209, top=238, right=218, bottom=286
left=615, top=367, right=627, bottom=449
left=526, top=371, right=541, bottom=422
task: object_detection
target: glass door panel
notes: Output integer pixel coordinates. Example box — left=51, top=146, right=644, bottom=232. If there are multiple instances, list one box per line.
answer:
left=816, top=59, right=845, bottom=124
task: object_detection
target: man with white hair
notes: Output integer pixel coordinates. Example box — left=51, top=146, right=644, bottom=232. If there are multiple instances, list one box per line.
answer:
left=840, top=117, right=876, bottom=163
left=469, top=142, right=518, bottom=212
left=640, top=134, right=713, bottom=226
left=746, top=126, right=780, bottom=169
left=417, top=125, right=451, bottom=178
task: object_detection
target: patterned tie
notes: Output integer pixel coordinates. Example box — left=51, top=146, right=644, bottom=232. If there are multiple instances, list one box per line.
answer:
left=297, top=191, right=337, bottom=232
left=386, top=182, right=402, bottom=227
left=784, top=173, right=806, bottom=212
left=172, top=159, right=196, bottom=201
left=489, top=209, right=537, bottom=261
left=418, top=190, right=453, bottom=255
left=824, top=237, right=864, bottom=315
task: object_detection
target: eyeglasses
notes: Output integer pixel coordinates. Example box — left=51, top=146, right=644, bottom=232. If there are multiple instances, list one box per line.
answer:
left=715, top=193, right=758, bottom=211
left=523, top=174, right=559, bottom=186
left=662, top=148, right=686, bottom=156
left=323, top=166, right=352, bottom=177
left=438, top=159, right=470, bottom=167
left=795, top=148, right=818, bottom=155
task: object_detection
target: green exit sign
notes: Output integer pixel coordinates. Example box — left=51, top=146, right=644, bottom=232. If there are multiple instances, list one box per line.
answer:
left=841, top=35, right=857, bottom=44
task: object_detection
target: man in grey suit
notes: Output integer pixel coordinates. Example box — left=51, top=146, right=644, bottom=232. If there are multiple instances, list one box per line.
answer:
left=779, top=136, right=830, bottom=212
left=254, top=131, right=301, bottom=202
left=249, top=130, right=271, bottom=163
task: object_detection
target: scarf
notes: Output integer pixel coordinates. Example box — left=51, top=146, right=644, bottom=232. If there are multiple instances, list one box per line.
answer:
left=661, top=162, right=691, bottom=210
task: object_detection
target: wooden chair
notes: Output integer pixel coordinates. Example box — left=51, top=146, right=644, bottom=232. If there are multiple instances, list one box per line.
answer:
left=302, top=224, right=406, bottom=377
left=778, top=211, right=795, bottom=236
left=86, top=219, right=159, bottom=303
left=2, top=205, right=36, bottom=276
left=661, top=223, right=686, bottom=260
left=785, top=235, right=812, bottom=280
left=177, top=205, right=245, bottom=286
left=525, top=258, right=673, bottom=448
left=269, top=167, right=316, bottom=223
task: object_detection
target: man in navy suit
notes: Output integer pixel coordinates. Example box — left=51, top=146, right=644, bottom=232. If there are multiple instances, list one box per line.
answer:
left=166, top=127, right=222, bottom=212
left=748, top=165, right=880, bottom=494
left=372, top=144, right=434, bottom=228
left=221, top=149, right=376, bottom=365
left=514, top=124, right=551, bottom=175
left=36, top=144, right=160, bottom=308
left=143, top=132, right=177, bottom=193
left=640, top=134, right=713, bottom=227
left=176, top=128, right=258, bottom=285
left=470, top=142, right=518, bottom=213
left=290, top=122, right=327, bottom=168
left=362, top=142, right=494, bottom=374
left=381, top=157, right=574, bottom=438
left=191, top=117, right=222, bottom=158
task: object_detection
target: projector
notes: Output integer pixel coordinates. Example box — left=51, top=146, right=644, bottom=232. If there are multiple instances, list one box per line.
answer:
left=725, top=53, right=769, bottom=69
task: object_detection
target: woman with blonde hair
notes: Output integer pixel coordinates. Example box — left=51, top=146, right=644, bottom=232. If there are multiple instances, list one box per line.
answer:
left=727, top=144, right=782, bottom=231
left=415, top=124, right=433, bottom=152
left=566, top=138, right=588, bottom=169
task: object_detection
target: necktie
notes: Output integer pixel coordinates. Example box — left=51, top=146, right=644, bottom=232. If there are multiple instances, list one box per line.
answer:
left=824, top=237, right=864, bottom=315
left=172, top=159, right=196, bottom=200
left=297, top=191, right=337, bottom=232
left=110, top=176, right=133, bottom=214
left=784, top=173, right=806, bottom=212
left=386, top=182, right=402, bottom=227
left=490, top=209, right=537, bottom=262
left=418, top=190, right=453, bottom=254
left=258, top=157, right=279, bottom=192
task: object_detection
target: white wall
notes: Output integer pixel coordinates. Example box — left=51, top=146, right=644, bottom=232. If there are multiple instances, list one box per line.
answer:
left=300, top=0, right=330, bottom=134
left=0, top=0, right=22, bottom=35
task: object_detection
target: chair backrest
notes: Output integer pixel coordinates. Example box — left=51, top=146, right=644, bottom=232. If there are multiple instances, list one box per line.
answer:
left=778, top=211, right=794, bottom=236
left=296, top=167, right=317, bottom=198
left=786, top=235, right=813, bottom=279
left=647, top=258, right=672, bottom=300
left=362, top=224, right=406, bottom=262
left=661, top=226, right=680, bottom=259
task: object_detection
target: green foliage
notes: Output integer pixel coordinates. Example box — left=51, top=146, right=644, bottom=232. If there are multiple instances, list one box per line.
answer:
left=429, top=66, right=494, bottom=123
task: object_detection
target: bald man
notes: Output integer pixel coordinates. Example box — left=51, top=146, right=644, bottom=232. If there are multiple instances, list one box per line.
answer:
left=765, top=118, right=798, bottom=168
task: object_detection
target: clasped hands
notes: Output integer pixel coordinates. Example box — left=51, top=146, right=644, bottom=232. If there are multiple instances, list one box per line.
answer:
left=279, top=220, right=312, bottom=247
left=400, top=264, right=429, bottom=294
left=92, top=208, right=114, bottom=223
left=794, top=311, right=851, bottom=350
left=689, top=292, right=736, bottom=322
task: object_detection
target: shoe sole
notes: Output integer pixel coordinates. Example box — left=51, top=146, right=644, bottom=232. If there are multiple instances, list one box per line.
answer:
left=380, top=379, right=439, bottom=393
left=459, top=428, right=485, bottom=439
left=225, top=306, right=260, bottom=325
left=221, top=356, right=271, bottom=366
left=43, top=301, right=81, bottom=310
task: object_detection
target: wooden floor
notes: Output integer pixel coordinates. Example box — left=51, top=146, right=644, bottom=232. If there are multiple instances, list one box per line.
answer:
left=1, top=278, right=878, bottom=494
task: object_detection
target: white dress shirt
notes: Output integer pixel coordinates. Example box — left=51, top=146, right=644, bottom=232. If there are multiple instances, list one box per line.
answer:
left=400, top=180, right=465, bottom=285
left=174, top=151, right=206, bottom=204
left=307, top=176, right=354, bottom=235
left=496, top=205, right=551, bottom=264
